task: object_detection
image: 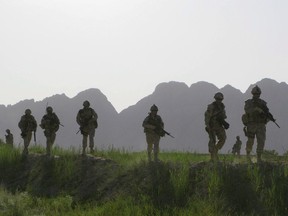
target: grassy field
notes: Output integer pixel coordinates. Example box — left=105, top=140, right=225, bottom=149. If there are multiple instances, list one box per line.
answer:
left=0, top=143, right=288, bottom=216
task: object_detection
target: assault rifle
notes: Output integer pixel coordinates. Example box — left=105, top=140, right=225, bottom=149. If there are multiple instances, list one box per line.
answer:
left=162, top=129, right=175, bottom=138
left=155, top=127, right=175, bottom=138
left=267, top=112, right=280, bottom=128
left=253, top=99, right=280, bottom=128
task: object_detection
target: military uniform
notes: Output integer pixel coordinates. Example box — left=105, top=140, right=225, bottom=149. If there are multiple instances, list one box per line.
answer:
left=76, top=100, right=98, bottom=155
left=205, top=92, right=229, bottom=161
left=142, top=104, right=164, bottom=162
left=5, top=129, right=13, bottom=147
left=40, top=106, right=60, bottom=156
left=232, top=136, right=242, bottom=156
left=242, top=85, right=273, bottom=163
left=18, top=109, right=37, bottom=155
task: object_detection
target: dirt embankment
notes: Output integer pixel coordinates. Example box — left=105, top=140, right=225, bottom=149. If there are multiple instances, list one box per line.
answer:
left=1, top=154, right=288, bottom=213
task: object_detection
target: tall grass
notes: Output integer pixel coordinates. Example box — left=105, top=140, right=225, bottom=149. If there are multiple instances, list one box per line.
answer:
left=0, top=144, right=288, bottom=215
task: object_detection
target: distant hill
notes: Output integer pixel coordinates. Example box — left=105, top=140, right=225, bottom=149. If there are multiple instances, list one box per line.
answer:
left=0, top=78, right=287, bottom=154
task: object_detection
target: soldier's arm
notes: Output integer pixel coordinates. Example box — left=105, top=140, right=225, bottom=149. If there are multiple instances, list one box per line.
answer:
left=76, top=111, right=81, bottom=125
left=142, top=117, right=155, bottom=129
left=92, top=109, right=98, bottom=120
left=204, top=106, right=213, bottom=127
left=33, top=117, right=37, bottom=131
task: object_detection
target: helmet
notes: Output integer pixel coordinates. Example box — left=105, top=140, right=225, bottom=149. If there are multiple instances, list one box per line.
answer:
left=150, top=104, right=158, bottom=111
left=25, top=109, right=31, bottom=115
left=6, top=129, right=10, bottom=133
left=83, top=100, right=90, bottom=107
left=46, top=106, right=53, bottom=113
left=251, top=85, right=261, bottom=95
left=214, top=92, right=224, bottom=100
left=236, top=136, right=240, bottom=139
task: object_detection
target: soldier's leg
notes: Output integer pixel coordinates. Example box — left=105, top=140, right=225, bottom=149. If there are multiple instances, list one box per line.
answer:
left=256, top=125, right=266, bottom=163
left=246, top=125, right=256, bottom=162
left=82, top=135, right=88, bottom=155
left=46, top=133, right=56, bottom=156
left=208, top=130, right=217, bottom=160
left=23, top=132, right=32, bottom=155
left=46, top=137, right=51, bottom=156
left=153, top=136, right=160, bottom=162
left=23, top=137, right=29, bottom=155
left=146, top=134, right=153, bottom=162
left=89, top=129, right=95, bottom=153
left=246, top=138, right=254, bottom=153
left=215, top=127, right=226, bottom=151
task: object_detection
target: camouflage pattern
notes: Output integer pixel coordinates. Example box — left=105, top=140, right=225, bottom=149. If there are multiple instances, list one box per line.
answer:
left=18, top=110, right=37, bottom=155
left=5, top=129, right=13, bottom=147
left=244, top=85, right=270, bottom=162
left=142, top=105, right=164, bottom=162
left=40, top=107, right=60, bottom=156
left=76, top=101, right=98, bottom=155
left=205, top=93, right=227, bottom=161
left=232, top=136, right=242, bottom=156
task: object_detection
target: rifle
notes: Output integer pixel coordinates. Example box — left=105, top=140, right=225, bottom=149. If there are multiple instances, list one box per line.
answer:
left=254, top=99, right=280, bottom=128
left=162, top=129, right=175, bottom=138
left=154, top=126, right=175, bottom=138
left=267, top=112, right=280, bottom=128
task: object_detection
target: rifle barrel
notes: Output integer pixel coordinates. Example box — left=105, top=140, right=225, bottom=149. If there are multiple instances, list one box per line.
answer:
left=273, top=120, right=280, bottom=128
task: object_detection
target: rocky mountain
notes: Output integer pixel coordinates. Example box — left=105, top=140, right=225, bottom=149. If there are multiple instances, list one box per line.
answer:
left=0, top=78, right=287, bottom=154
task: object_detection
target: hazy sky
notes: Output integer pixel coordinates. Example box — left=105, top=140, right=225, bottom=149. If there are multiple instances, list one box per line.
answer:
left=1, top=0, right=287, bottom=112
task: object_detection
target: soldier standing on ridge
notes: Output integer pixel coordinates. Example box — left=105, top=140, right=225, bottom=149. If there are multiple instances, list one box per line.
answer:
left=232, top=136, right=242, bottom=157
left=205, top=92, right=229, bottom=161
left=142, top=104, right=165, bottom=162
left=76, top=100, right=98, bottom=155
left=40, top=106, right=60, bottom=157
left=5, top=129, right=14, bottom=147
left=242, top=85, right=277, bottom=163
left=18, top=109, right=37, bottom=156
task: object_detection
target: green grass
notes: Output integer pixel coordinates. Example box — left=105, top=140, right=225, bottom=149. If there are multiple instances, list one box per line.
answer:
left=0, top=144, right=288, bottom=215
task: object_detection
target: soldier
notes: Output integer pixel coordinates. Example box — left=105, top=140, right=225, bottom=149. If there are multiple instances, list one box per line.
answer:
left=142, top=104, right=165, bottom=162
left=40, top=106, right=60, bottom=157
left=232, top=136, right=242, bottom=157
left=5, top=129, right=14, bottom=147
left=76, top=100, right=98, bottom=155
left=18, top=109, right=37, bottom=156
left=205, top=92, right=229, bottom=161
left=242, top=85, right=276, bottom=163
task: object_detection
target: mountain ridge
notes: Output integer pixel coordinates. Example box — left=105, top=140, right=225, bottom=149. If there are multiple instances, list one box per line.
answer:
left=0, top=78, right=287, bottom=154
